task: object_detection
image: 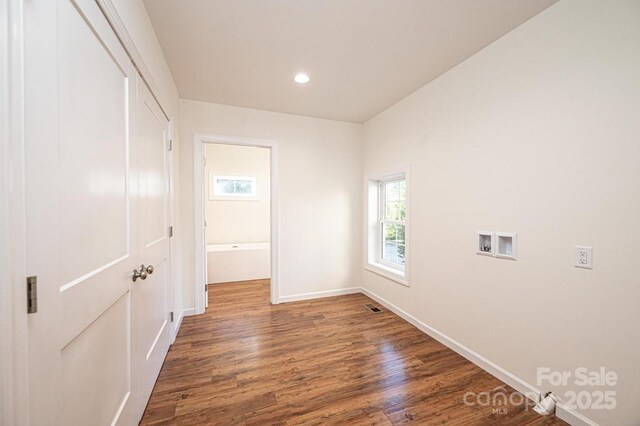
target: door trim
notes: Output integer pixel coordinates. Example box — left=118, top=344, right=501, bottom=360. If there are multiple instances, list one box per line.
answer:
left=193, top=133, right=280, bottom=312
left=1, top=0, right=29, bottom=424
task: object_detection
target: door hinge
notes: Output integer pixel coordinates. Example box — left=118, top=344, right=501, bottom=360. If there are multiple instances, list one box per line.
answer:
left=168, top=226, right=174, bottom=237
left=27, top=276, right=38, bottom=314
left=203, top=157, right=207, bottom=167
left=167, top=139, right=173, bottom=151
left=170, top=311, right=174, bottom=322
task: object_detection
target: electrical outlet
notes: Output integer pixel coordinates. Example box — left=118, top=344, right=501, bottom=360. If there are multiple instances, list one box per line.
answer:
left=574, top=246, right=593, bottom=269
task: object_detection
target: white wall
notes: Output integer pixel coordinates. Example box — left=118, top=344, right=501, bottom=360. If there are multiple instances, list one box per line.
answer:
left=361, top=1, right=640, bottom=425
left=204, top=144, right=270, bottom=244
left=180, top=99, right=362, bottom=306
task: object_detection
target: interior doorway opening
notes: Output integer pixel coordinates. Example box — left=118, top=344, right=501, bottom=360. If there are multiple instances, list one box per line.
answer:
left=203, top=143, right=271, bottom=307
left=193, top=134, right=279, bottom=314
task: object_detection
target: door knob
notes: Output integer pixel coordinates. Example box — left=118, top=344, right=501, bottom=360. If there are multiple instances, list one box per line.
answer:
left=142, top=264, right=154, bottom=275
left=132, top=267, right=148, bottom=282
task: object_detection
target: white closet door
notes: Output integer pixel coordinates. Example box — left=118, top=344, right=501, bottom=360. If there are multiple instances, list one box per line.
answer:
left=130, top=74, right=172, bottom=417
left=24, top=0, right=171, bottom=424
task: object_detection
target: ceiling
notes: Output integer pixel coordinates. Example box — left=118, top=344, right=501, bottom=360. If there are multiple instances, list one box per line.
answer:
left=144, top=0, right=558, bottom=123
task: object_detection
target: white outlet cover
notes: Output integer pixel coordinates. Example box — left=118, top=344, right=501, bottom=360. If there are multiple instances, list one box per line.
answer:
left=574, top=246, right=593, bottom=269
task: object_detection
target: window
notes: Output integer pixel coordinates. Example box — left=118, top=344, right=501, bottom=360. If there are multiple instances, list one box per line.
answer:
left=379, top=178, right=406, bottom=267
left=210, top=174, right=257, bottom=199
left=366, top=170, right=409, bottom=285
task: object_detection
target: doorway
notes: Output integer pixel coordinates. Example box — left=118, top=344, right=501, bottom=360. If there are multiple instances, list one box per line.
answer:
left=193, top=134, right=279, bottom=313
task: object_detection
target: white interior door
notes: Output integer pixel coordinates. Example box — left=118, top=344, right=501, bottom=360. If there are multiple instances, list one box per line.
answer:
left=131, top=74, right=172, bottom=416
left=25, top=0, right=171, bottom=424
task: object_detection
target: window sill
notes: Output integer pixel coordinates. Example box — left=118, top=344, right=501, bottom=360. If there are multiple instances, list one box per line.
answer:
left=209, top=196, right=259, bottom=201
left=365, top=262, right=409, bottom=287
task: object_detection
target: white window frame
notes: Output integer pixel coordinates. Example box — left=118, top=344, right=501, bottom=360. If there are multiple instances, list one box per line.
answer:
left=377, top=177, right=407, bottom=268
left=365, top=168, right=410, bottom=286
left=209, top=174, right=257, bottom=200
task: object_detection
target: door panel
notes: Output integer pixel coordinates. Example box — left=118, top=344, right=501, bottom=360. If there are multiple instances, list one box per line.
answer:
left=141, top=95, right=168, bottom=248
left=61, top=294, right=131, bottom=426
left=58, top=0, right=129, bottom=288
left=26, top=0, right=137, bottom=425
left=131, top=76, right=172, bottom=415
left=57, top=0, right=132, bottom=347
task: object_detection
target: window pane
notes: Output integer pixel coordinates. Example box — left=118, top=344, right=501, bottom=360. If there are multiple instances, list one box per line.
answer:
left=397, top=244, right=405, bottom=263
left=396, top=224, right=405, bottom=245
left=383, top=242, right=405, bottom=265
left=213, top=176, right=256, bottom=196
left=382, top=179, right=406, bottom=220
left=385, top=201, right=405, bottom=221
left=234, top=179, right=253, bottom=194
left=384, top=181, right=400, bottom=202
left=383, top=223, right=396, bottom=242
left=216, top=179, right=235, bottom=194
left=382, top=224, right=405, bottom=265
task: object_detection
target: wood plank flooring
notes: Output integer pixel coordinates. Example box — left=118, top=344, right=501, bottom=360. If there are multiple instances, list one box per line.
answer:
left=141, top=280, right=566, bottom=425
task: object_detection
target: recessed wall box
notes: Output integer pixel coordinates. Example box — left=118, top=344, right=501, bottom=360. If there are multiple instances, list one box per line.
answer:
left=496, top=233, right=517, bottom=260
left=477, top=232, right=495, bottom=256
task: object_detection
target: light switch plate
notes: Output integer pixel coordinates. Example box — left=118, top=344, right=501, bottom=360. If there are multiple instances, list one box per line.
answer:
left=574, top=246, right=593, bottom=269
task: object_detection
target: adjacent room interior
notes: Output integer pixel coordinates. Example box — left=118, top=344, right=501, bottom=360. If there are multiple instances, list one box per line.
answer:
left=203, top=143, right=272, bottom=306
left=2, top=1, right=639, bottom=425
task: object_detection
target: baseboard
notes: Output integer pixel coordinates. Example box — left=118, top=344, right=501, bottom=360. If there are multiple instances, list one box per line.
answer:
left=278, top=287, right=361, bottom=303
left=360, top=287, right=603, bottom=426
left=208, top=278, right=270, bottom=285
left=170, top=287, right=598, bottom=426
left=359, top=287, right=541, bottom=402
left=172, top=307, right=195, bottom=341
left=556, top=403, right=600, bottom=426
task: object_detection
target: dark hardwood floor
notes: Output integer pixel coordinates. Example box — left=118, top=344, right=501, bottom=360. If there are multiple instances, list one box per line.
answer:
left=141, top=280, right=565, bottom=425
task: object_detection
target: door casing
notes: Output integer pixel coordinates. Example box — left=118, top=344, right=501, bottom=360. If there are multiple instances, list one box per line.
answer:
left=1, top=0, right=29, bottom=424
left=193, top=133, right=280, bottom=312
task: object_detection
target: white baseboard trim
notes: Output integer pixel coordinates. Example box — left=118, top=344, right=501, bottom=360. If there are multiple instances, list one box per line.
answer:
left=359, top=288, right=541, bottom=402
left=556, top=403, right=600, bottom=426
left=172, top=307, right=195, bottom=342
left=360, top=287, right=601, bottom=426
left=278, top=287, right=361, bottom=303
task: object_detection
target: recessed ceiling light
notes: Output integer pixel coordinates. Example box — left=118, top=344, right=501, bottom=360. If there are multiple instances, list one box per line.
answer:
left=294, top=73, right=310, bottom=84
